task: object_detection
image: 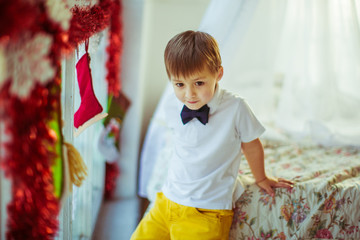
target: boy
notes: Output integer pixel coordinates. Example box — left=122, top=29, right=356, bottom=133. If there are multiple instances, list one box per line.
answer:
left=131, top=30, right=293, bottom=240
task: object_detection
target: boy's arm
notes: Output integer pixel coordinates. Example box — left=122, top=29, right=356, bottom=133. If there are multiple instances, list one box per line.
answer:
left=241, top=138, right=293, bottom=197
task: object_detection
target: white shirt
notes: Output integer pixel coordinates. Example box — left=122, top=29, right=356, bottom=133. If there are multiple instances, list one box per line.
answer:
left=162, top=85, right=265, bottom=210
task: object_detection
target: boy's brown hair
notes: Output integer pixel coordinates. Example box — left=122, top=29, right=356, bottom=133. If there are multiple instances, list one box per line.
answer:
left=164, top=30, right=222, bottom=79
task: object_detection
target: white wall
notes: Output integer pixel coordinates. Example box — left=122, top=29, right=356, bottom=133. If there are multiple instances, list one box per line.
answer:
left=114, top=0, right=145, bottom=198
left=116, top=0, right=210, bottom=198
left=138, top=0, right=211, bottom=143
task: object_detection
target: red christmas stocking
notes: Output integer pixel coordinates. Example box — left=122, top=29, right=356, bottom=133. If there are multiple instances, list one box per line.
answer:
left=74, top=40, right=107, bottom=137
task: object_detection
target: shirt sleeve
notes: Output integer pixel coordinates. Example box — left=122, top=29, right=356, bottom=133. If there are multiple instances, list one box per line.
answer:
left=235, top=98, right=265, bottom=143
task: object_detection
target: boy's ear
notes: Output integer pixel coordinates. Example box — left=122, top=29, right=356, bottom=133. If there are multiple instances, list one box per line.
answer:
left=216, top=66, right=224, bottom=81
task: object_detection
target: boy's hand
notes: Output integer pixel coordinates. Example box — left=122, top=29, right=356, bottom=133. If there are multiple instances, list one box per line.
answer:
left=241, top=139, right=294, bottom=197
left=256, top=176, right=294, bottom=197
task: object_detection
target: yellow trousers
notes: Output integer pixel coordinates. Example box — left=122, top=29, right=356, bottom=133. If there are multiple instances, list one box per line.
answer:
left=131, top=192, right=234, bottom=240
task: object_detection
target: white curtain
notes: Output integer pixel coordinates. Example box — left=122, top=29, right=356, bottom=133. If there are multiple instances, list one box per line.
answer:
left=200, top=0, right=287, bottom=125
left=274, top=0, right=360, bottom=146
left=138, top=0, right=360, bottom=197
left=201, top=0, right=360, bottom=146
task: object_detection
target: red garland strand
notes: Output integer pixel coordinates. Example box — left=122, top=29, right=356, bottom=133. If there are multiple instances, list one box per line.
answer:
left=67, top=1, right=112, bottom=49
left=104, top=162, right=121, bottom=200
left=1, top=76, right=61, bottom=239
left=0, top=0, right=39, bottom=42
left=106, top=0, right=122, bottom=96
left=0, top=0, right=124, bottom=239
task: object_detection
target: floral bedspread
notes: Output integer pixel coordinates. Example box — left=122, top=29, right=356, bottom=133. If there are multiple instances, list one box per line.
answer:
left=230, top=140, right=360, bottom=240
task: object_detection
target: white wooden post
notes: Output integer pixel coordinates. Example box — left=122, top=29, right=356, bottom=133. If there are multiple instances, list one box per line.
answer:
left=57, top=52, right=76, bottom=240
left=0, top=120, right=11, bottom=240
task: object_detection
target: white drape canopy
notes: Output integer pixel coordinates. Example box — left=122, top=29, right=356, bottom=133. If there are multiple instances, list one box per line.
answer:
left=200, top=0, right=360, bottom=146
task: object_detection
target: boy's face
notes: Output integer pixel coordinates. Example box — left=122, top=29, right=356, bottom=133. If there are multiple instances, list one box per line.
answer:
left=170, top=67, right=223, bottom=110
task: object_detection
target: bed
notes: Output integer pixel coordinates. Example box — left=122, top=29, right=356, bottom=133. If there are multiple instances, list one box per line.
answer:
left=230, top=139, right=360, bottom=239
left=145, top=133, right=360, bottom=239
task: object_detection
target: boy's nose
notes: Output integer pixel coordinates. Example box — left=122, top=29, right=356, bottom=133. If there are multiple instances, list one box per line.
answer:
left=185, top=87, right=196, bottom=98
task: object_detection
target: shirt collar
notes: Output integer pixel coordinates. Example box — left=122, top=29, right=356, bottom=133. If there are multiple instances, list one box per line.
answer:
left=207, top=84, right=222, bottom=115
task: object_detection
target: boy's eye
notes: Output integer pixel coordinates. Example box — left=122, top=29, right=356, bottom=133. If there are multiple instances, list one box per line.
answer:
left=195, top=81, right=204, bottom=86
left=175, top=83, right=184, bottom=87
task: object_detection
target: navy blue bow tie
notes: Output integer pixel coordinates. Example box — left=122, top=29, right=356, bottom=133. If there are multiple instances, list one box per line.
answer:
left=180, top=105, right=210, bottom=125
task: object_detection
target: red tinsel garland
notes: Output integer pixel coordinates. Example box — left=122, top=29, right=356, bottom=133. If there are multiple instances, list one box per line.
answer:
left=0, top=0, right=123, bottom=239
left=0, top=0, right=39, bottom=42
left=1, top=77, right=61, bottom=239
left=67, top=0, right=112, bottom=50
left=104, top=161, right=120, bottom=200
left=106, top=0, right=122, bottom=96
